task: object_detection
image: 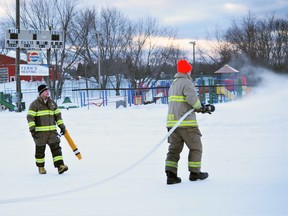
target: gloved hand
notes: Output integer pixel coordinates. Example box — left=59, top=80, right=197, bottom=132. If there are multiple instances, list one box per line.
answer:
left=197, top=103, right=215, bottom=114
left=197, top=103, right=206, bottom=114
left=60, top=127, right=66, bottom=135
left=30, top=129, right=37, bottom=138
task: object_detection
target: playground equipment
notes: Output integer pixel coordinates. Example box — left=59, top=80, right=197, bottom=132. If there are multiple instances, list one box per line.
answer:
left=71, top=72, right=252, bottom=108
left=197, top=77, right=251, bottom=103
left=0, top=92, right=15, bottom=111
left=58, top=96, right=78, bottom=109
left=217, top=86, right=236, bottom=100
left=75, top=82, right=171, bottom=108
left=196, top=64, right=252, bottom=103
left=116, top=99, right=127, bottom=109
left=131, top=81, right=170, bottom=105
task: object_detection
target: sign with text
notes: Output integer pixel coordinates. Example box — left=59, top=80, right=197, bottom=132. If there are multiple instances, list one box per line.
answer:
left=20, top=64, right=49, bottom=76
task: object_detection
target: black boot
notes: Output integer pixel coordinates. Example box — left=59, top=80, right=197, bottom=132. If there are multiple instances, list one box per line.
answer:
left=166, top=171, right=181, bottom=185
left=189, top=172, right=209, bottom=181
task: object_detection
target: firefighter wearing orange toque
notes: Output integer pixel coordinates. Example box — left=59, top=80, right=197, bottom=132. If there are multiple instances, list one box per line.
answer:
left=165, top=59, right=208, bottom=184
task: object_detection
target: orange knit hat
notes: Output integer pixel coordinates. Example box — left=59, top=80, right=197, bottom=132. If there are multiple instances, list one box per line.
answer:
left=177, top=59, right=192, bottom=73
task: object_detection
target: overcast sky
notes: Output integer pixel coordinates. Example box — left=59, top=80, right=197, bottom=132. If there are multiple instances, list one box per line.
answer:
left=85, top=0, right=288, bottom=39
left=1, top=0, right=287, bottom=52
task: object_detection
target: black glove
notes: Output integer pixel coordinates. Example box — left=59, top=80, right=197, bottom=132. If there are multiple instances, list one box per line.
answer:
left=201, top=103, right=206, bottom=114
left=60, top=127, right=66, bottom=135
left=30, top=129, right=37, bottom=138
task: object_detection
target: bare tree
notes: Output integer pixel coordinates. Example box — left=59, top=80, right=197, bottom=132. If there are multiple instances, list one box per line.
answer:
left=198, top=26, right=237, bottom=69
left=271, top=17, right=288, bottom=72
left=125, top=17, right=178, bottom=87
left=254, top=16, right=274, bottom=65
left=5, top=0, right=80, bottom=99
left=198, top=12, right=288, bottom=76
left=225, top=12, right=288, bottom=73
left=225, top=12, right=259, bottom=63
left=0, top=20, right=11, bottom=55
left=68, top=8, right=98, bottom=78
left=98, top=7, right=133, bottom=94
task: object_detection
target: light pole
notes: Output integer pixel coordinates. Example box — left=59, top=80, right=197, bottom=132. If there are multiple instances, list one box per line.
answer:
left=96, top=31, right=101, bottom=89
left=189, top=41, right=196, bottom=80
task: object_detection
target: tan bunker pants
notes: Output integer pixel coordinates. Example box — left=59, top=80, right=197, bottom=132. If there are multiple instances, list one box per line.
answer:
left=165, top=127, right=203, bottom=174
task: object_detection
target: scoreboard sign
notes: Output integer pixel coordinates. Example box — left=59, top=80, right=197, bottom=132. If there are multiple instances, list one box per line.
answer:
left=5, top=29, right=64, bottom=49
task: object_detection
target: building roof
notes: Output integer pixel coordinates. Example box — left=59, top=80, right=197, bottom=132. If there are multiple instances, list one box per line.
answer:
left=215, top=64, right=239, bottom=74
left=0, top=53, right=27, bottom=65
left=5, top=50, right=28, bottom=62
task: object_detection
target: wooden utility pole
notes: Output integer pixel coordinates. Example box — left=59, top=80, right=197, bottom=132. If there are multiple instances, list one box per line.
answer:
left=15, top=0, right=22, bottom=112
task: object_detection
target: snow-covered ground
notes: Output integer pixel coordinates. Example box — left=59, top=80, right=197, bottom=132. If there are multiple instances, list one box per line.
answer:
left=0, top=71, right=287, bottom=216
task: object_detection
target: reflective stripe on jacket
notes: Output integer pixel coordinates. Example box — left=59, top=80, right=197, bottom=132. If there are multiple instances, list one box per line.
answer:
left=166, top=73, right=201, bottom=128
left=27, top=97, right=65, bottom=132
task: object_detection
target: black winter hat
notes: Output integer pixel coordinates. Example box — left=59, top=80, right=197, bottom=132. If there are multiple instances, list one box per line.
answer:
left=38, top=84, right=49, bottom=95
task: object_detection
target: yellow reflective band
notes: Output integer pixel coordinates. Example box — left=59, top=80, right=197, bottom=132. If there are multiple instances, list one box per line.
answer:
left=54, top=109, right=61, bottom=114
left=27, top=110, right=36, bottom=116
left=57, top=120, right=64, bottom=125
left=36, top=110, right=55, bottom=116
left=167, top=114, right=174, bottom=120
left=35, top=125, right=57, bottom=131
left=166, top=161, right=178, bottom=168
left=188, top=161, right=201, bottom=168
left=53, top=156, right=63, bottom=162
left=28, top=121, right=36, bottom=127
left=166, top=120, right=198, bottom=127
left=168, top=95, right=187, bottom=103
left=36, top=158, right=45, bottom=163
left=193, top=99, right=201, bottom=109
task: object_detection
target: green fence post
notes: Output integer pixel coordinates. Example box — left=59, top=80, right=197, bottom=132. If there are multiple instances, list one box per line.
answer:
left=238, top=78, right=242, bottom=98
left=208, top=79, right=213, bottom=104
left=201, top=79, right=205, bottom=103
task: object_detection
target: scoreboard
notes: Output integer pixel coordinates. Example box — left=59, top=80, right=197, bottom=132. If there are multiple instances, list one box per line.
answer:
left=5, top=29, right=64, bottom=49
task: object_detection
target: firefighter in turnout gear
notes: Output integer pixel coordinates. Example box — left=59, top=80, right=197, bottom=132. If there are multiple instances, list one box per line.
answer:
left=165, top=59, right=208, bottom=184
left=27, top=84, right=68, bottom=174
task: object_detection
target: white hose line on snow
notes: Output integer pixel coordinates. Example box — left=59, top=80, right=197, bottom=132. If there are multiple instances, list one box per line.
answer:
left=0, top=109, right=194, bottom=204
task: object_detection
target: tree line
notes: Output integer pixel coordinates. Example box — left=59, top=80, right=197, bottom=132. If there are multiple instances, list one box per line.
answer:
left=198, top=12, right=288, bottom=77
left=0, top=0, right=183, bottom=98
left=0, top=0, right=287, bottom=98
